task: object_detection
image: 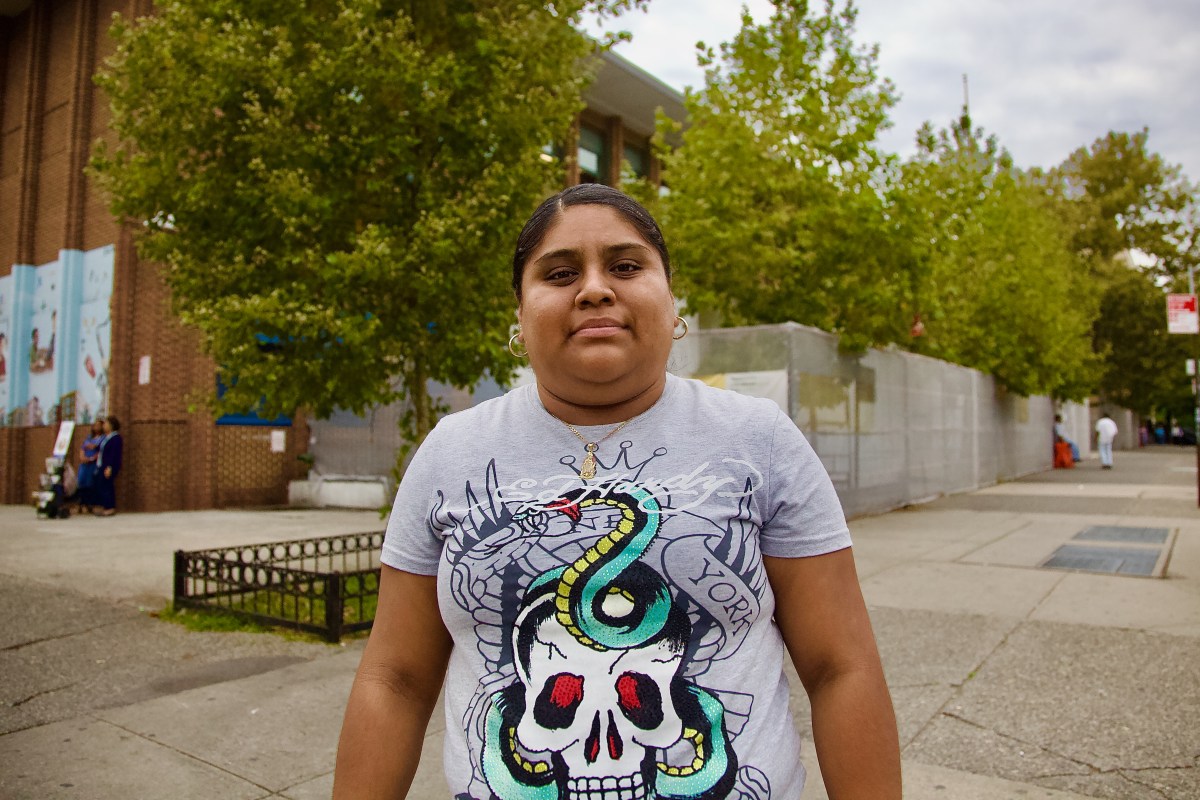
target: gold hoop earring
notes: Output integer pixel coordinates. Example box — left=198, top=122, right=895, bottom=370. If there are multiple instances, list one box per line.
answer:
left=508, top=331, right=528, bottom=358
left=672, top=316, right=689, bottom=341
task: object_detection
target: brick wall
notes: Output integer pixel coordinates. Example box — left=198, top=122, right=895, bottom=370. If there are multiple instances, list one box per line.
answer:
left=0, top=428, right=27, bottom=503
left=0, top=0, right=302, bottom=512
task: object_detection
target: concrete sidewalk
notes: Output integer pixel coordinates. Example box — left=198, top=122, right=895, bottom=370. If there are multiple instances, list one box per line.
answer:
left=1, top=449, right=1198, bottom=799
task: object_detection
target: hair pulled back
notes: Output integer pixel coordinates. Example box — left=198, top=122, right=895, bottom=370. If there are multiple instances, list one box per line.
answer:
left=511, top=184, right=670, bottom=301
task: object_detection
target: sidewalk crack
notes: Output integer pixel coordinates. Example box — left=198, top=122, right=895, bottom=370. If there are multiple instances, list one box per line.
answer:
left=1, top=620, right=127, bottom=652
left=940, top=711, right=1178, bottom=799
left=901, top=617, right=1024, bottom=750
left=97, top=717, right=275, bottom=793
left=953, top=518, right=1034, bottom=563
left=10, top=683, right=80, bottom=708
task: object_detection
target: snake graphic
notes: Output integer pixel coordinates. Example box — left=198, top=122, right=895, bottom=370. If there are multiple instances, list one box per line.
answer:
left=526, top=486, right=673, bottom=651
left=481, top=485, right=740, bottom=800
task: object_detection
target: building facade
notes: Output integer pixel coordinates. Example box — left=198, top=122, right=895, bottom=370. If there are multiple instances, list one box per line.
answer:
left=0, top=0, right=684, bottom=511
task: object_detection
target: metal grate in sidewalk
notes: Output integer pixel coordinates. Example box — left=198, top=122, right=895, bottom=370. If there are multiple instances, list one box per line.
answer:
left=1072, top=525, right=1169, bottom=544
left=1040, top=526, right=1175, bottom=578
left=1042, top=545, right=1160, bottom=577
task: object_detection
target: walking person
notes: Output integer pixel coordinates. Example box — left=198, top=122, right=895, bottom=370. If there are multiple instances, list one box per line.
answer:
left=334, top=185, right=901, bottom=799
left=93, top=416, right=123, bottom=515
left=1096, top=412, right=1119, bottom=470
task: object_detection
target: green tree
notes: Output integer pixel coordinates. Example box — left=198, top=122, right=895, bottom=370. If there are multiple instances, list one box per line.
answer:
left=1057, top=129, right=1199, bottom=281
left=91, top=0, right=639, bottom=464
left=890, top=111, right=1100, bottom=398
left=646, top=0, right=902, bottom=349
left=1054, top=130, right=1200, bottom=414
left=1092, top=267, right=1194, bottom=418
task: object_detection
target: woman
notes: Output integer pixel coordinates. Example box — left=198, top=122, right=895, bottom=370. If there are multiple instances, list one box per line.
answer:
left=75, top=420, right=105, bottom=512
left=93, top=416, right=123, bottom=516
left=334, top=185, right=900, bottom=799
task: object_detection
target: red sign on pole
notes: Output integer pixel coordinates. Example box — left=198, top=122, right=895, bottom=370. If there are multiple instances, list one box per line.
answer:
left=1167, top=294, right=1199, bottom=334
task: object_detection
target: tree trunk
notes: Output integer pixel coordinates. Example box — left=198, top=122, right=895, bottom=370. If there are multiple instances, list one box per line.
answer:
left=393, top=361, right=433, bottom=483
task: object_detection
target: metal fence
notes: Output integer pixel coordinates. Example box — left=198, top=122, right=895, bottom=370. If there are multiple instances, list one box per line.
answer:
left=667, top=322, right=1059, bottom=518
left=309, top=322, right=1087, bottom=519
left=173, top=532, right=384, bottom=642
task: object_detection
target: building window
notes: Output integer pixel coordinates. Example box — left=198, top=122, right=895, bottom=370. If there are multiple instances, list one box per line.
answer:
left=623, top=143, right=649, bottom=179
left=578, top=124, right=608, bottom=184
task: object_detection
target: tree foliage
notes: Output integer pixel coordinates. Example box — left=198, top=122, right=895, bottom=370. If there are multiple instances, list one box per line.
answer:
left=1092, top=267, right=1194, bottom=417
left=890, top=113, right=1100, bottom=398
left=1054, top=130, right=1200, bottom=417
left=1057, top=129, right=1200, bottom=280
left=643, top=0, right=1102, bottom=398
left=92, top=0, right=640, bottom=457
left=647, top=0, right=903, bottom=349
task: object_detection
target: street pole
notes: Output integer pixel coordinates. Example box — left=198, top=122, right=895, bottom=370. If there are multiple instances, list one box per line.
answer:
left=1191, top=267, right=1199, bottom=508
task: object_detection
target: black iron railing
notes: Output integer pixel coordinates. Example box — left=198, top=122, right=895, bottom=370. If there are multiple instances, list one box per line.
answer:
left=173, top=531, right=384, bottom=642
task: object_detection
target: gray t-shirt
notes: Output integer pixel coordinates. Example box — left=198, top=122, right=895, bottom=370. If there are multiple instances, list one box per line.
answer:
left=383, top=373, right=852, bottom=800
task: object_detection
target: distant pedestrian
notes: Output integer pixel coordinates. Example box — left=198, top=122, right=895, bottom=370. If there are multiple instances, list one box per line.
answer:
left=93, top=416, right=123, bottom=515
left=1095, top=413, right=1118, bottom=469
left=75, top=419, right=105, bottom=513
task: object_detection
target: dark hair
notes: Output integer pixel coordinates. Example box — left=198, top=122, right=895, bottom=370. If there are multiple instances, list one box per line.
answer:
left=106, top=415, right=121, bottom=431
left=511, top=184, right=670, bottom=300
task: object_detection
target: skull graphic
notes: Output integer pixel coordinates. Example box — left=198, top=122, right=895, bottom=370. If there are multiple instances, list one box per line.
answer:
left=483, top=576, right=738, bottom=800
left=481, top=486, right=738, bottom=800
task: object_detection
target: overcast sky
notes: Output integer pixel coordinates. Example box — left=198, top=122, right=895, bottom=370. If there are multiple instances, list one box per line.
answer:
left=587, top=0, right=1200, bottom=181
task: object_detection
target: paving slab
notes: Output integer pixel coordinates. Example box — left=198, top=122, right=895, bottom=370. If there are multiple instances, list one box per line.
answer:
left=802, top=758, right=1102, bottom=800
left=955, top=516, right=1095, bottom=569
left=278, top=773, right=333, bottom=800
left=928, top=491, right=1200, bottom=519
left=860, top=560, right=1065, bottom=618
left=97, top=650, right=360, bottom=793
left=1032, top=570, right=1200, bottom=634
left=0, top=717, right=271, bottom=800
left=904, top=620, right=1200, bottom=799
left=0, top=575, right=338, bottom=736
left=976, top=482, right=1197, bottom=500
left=0, top=574, right=134, bottom=650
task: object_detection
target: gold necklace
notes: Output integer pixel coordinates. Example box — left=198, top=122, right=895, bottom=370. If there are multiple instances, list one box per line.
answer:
left=561, top=418, right=631, bottom=479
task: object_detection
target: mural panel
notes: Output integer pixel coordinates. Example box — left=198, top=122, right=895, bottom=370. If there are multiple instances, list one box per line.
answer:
left=0, top=245, right=114, bottom=427
left=76, top=247, right=115, bottom=424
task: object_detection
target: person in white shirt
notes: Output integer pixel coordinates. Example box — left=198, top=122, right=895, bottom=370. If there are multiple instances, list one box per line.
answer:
left=1095, top=413, right=1119, bottom=469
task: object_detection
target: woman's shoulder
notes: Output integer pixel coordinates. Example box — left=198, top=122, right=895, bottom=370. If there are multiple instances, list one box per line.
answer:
left=427, top=384, right=532, bottom=440
left=666, top=373, right=785, bottom=426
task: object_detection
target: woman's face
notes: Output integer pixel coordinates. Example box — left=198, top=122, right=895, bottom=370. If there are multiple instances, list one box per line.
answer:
left=517, top=204, right=676, bottom=407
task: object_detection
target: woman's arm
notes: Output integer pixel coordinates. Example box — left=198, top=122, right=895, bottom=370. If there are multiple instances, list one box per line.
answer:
left=333, top=565, right=452, bottom=799
left=764, top=549, right=901, bottom=800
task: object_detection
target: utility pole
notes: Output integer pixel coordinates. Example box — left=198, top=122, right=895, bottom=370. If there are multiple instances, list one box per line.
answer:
left=1191, top=266, right=1199, bottom=507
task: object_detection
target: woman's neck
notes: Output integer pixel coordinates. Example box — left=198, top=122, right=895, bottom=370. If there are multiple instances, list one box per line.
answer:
left=536, top=374, right=667, bottom=427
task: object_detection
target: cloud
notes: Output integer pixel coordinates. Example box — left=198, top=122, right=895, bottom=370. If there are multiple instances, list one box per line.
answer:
left=853, top=0, right=1200, bottom=176
left=593, top=0, right=1200, bottom=180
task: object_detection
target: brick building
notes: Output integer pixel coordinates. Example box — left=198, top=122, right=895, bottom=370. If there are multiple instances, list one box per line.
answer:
left=0, top=0, right=683, bottom=511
